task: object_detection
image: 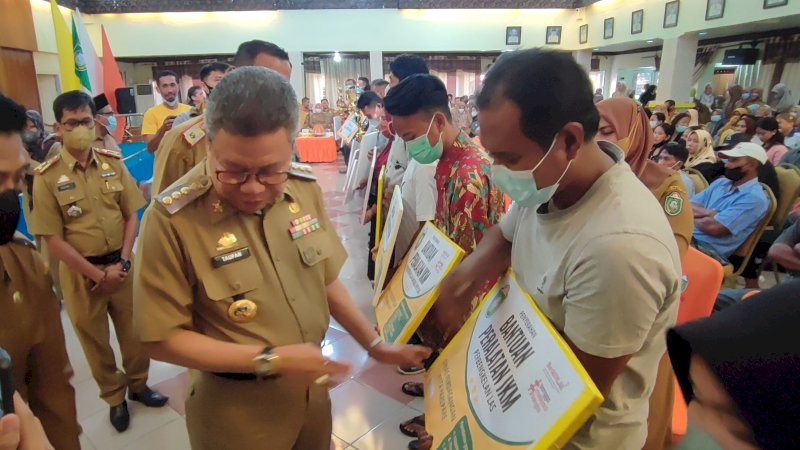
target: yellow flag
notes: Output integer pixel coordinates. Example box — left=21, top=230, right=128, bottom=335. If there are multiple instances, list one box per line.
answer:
left=50, top=0, right=80, bottom=92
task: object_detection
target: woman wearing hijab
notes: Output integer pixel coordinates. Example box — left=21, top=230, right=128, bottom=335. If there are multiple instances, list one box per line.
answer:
left=592, top=88, right=604, bottom=104
left=612, top=80, right=629, bottom=99
left=22, top=110, right=46, bottom=162
left=699, top=83, right=715, bottom=110
left=770, top=83, right=796, bottom=115
left=596, top=98, right=693, bottom=450
left=724, top=84, right=744, bottom=120
left=639, top=84, right=657, bottom=106
left=667, top=280, right=800, bottom=450
left=685, top=128, right=718, bottom=181
left=742, top=87, right=765, bottom=115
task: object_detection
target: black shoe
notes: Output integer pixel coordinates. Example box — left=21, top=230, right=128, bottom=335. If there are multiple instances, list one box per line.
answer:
left=128, top=387, right=169, bottom=407
left=109, top=401, right=130, bottom=432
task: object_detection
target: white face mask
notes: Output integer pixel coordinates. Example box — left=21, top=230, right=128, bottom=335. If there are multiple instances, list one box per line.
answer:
left=650, top=120, right=658, bottom=129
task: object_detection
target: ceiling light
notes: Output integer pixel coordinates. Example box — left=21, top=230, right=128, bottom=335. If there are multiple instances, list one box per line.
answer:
left=647, top=40, right=654, bottom=43
left=333, top=51, right=342, bottom=63
left=593, top=48, right=600, bottom=51
left=699, top=32, right=708, bottom=36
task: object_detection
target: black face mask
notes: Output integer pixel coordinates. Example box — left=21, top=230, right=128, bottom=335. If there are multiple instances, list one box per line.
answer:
left=0, top=189, right=21, bottom=245
left=724, top=167, right=746, bottom=182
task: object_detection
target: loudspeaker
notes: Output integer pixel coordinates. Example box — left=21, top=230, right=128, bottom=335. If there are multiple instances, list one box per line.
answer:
left=723, top=48, right=759, bottom=65
left=115, top=87, right=136, bottom=114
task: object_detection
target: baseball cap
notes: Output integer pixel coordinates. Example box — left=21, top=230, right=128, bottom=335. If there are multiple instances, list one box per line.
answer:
left=718, top=142, right=768, bottom=165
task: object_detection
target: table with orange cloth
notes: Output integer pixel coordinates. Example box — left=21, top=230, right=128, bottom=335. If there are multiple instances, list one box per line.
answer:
left=295, top=135, right=338, bottom=163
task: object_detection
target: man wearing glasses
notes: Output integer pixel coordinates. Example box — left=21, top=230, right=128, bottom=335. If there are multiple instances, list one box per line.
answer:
left=134, top=67, right=431, bottom=450
left=30, top=91, right=168, bottom=433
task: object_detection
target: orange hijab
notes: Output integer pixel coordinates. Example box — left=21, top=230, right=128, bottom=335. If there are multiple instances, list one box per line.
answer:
left=597, top=98, right=653, bottom=177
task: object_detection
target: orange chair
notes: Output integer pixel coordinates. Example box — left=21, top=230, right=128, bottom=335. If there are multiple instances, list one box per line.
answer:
left=671, top=247, right=724, bottom=442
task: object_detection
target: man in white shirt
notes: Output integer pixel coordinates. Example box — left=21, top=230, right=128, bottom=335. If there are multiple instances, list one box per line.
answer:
left=433, top=49, right=681, bottom=450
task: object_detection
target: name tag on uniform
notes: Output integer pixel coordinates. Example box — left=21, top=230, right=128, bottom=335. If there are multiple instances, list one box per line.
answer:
left=57, top=182, right=76, bottom=192
left=101, top=171, right=117, bottom=178
left=211, top=247, right=251, bottom=268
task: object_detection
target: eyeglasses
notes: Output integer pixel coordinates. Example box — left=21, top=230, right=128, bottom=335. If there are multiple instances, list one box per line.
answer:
left=215, top=170, right=289, bottom=186
left=60, top=118, right=95, bottom=131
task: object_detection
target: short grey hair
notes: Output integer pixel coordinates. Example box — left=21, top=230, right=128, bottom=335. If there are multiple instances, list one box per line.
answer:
left=205, top=66, right=298, bottom=141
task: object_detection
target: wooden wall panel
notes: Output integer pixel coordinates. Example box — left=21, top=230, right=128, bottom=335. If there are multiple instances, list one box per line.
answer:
left=0, top=48, right=42, bottom=113
left=0, top=0, right=37, bottom=51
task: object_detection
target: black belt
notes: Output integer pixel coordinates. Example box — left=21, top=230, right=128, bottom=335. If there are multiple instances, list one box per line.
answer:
left=86, top=250, right=121, bottom=266
left=213, top=372, right=258, bottom=381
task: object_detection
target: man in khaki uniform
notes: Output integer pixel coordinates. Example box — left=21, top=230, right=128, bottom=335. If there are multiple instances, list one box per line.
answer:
left=151, top=40, right=293, bottom=194
left=30, top=91, right=167, bottom=433
left=134, top=67, right=430, bottom=450
left=0, top=94, right=81, bottom=450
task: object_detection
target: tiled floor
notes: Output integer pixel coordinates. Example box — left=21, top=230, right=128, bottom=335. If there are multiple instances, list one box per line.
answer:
left=64, top=160, right=425, bottom=449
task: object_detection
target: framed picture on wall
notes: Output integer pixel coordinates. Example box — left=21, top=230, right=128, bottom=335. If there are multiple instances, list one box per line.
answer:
left=604, top=18, right=614, bottom=39
left=546, top=26, right=562, bottom=45
left=579, top=24, right=589, bottom=44
left=706, top=0, right=725, bottom=20
left=764, top=0, right=788, bottom=8
left=631, top=9, right=644, bottom=34
left=506, top=26, right=522, bottom=46
left=664, top=1, right=680, bottom=28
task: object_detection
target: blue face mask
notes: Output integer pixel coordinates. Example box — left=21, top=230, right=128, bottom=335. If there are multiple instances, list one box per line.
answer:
left=489, top=135, right=572, bottom=208
left=747, top=104, right=759, bottom=114
left=676, top=125, right=688, bottom=133
left=405, top=115, right=443, bottom=164
left=105, top=115, right=117, bottom=133
left=741, top=93, right=751, bottom=100
left=356, top=87, right=364, bottom=95
left=710, top=115, right=722, bottom=123
left=164, top=97, right=179, bottom=107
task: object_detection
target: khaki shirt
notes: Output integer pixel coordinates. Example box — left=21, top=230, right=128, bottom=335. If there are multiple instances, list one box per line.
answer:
left=0, top=236, right=50, bottom=360
left=134, top=161, right=347, bottom=347
left=151, top=116, right=207, bottom=194
left=654, top=171, right=693, bottom=260
left=29, top=148, right=145, bottom=257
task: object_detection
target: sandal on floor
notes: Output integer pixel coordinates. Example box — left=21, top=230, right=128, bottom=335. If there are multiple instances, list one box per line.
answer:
left=401, top=381, right=424, bottom=397
left=399, top=414, right=426, bottom=438
left=408, top=434, right=433, bottom=450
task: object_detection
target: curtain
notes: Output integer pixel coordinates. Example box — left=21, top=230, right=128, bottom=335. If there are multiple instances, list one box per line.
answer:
left=780, top=62, right=800, bottom=101
left=318, top=56, right=369, bottom=108
left=693, top=45, right=719, bottom=85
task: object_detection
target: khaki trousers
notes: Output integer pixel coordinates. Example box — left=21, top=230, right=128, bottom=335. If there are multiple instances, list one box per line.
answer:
left=186, top=371, right=332, bottom=450
left=0, top=278, right=81, bottom=450
left=60, top=261, right=150, bottom=405
left=643, top=352, right=675, bottom=450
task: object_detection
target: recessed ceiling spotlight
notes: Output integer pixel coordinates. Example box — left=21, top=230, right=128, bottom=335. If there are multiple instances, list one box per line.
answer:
left=333, top=51, right=342, bottom=62
left=647, top=40, right=654, bottom=43
left=593, top=48, right=600, bottom=51
left=699, top=32, right=708, bottom=36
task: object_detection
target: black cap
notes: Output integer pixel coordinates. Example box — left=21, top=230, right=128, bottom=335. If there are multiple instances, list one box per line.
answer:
left=715, top=132, right=751, bottom=151
left=93, top=93, right=109, bottom=111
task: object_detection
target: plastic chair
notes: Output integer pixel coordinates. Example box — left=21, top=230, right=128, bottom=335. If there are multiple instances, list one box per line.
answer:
left=672, top=247, right=724, bottom=442
left=721, top=183, right=777, bottom=287
left=683, top=167, right=709, bottom=194
left=767, top=165, right=800, bottom=231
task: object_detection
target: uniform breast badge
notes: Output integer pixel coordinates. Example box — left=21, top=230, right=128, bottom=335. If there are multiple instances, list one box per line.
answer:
left=289, top=215, right=320, bottom=240
left=228, top=298, right=257, bottom=323
left=288, top=202, right=301, bottom=214
left=216, top=232, right=238, bottom=251
left=67, top=204, right=83, bottom=217
left=101, top=162, right=111, bottom=171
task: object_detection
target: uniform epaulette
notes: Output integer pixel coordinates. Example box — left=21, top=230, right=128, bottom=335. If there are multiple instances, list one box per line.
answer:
left=33, top=154, right=60, bottom=175
left=95, top=147, right=122, bottom=159
left=12, top=235, right=36, bottom=250
left=182, top=118, right=206, bottom=147
left=289, top=162, right=316, bottom=181
left=156, top=176, right=210, bottom=216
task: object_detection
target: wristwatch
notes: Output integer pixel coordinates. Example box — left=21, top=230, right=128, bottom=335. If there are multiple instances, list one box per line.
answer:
left=253, top=346, right=281, bottom=379
left=120, top=258, right=131, bottom=273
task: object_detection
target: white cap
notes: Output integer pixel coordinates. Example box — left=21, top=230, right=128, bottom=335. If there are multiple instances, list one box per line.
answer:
left=719, top=142, right=768, bottom=165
